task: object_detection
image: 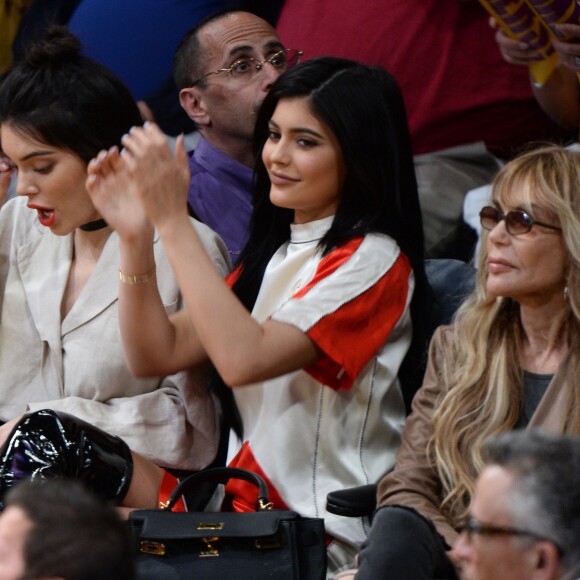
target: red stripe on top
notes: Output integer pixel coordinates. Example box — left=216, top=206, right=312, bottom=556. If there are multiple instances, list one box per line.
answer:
left=158, top=470, right=187, bottom=512
left=226, top=240, right=411, bottom=391
left=225, top=264, right=243, bottom=288
left=304, top=252, right=412, bottom=390
left=226, top=444, right=334, bottom=546
left=293, top=238, right=365, bottom=299
left=227, top=239, right=364, bottom=293
left=225, top=442, right=289, bottom=512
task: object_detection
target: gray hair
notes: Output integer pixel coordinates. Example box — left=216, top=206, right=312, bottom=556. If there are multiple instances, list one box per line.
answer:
left=483, top=430, right=580, bottom=580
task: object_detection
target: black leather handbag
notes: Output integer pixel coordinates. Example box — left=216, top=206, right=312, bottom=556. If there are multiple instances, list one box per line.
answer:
left=129, top=467, right=327, bottom=579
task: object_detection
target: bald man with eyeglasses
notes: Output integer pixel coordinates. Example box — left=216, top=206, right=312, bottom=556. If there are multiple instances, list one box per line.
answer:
left=173, top=10, right=302, bottom=261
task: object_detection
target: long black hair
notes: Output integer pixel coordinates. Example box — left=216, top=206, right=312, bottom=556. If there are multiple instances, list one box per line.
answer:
left=235, top=57, right=427, bottom=313
left=0, top=27, right=143, bottom=163
left=219, top=57, right=431, bottom=435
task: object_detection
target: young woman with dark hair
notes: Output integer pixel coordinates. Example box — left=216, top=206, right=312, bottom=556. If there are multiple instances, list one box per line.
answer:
left=86, top=56, right=427, bottom=574
left=0, top=28, right=229, bottom=512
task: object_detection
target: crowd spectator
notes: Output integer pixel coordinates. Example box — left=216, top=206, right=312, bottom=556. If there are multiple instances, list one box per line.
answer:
left=454, top=430, right=580, bottom=580
left=86, top=56, right=428, bottom=575
left=0, top=28, right=229, bottom=495
left=173, top=10, right=300, bottom=260
left=343, top=145, right=580, bottom=579
left=10, top=1, right=284, bottom=135
left=0, top=479, right=135, bottom=580
left=494, top=22, right=580, bottom=131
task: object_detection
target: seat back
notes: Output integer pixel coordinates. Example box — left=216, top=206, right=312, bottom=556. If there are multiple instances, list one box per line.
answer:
left=424, top=258, right=476, bottom=338
left=399, top=258, right=476, bottom=414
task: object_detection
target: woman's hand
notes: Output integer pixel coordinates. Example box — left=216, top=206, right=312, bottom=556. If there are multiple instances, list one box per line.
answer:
left=86, top=146, right=152, bottom=241
left=116, top=123, right=191, bottom=232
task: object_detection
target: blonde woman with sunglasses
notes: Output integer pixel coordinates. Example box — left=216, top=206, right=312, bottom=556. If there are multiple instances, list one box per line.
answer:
left=352, top=145, right=580, bottom=580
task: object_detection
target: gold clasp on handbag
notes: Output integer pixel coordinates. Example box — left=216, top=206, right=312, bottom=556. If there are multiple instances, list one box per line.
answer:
left=200, top=536, right=220, bottom=557
left=140, top=541, right=166, bottom=556
left=197, top=522, right=224, bottom=531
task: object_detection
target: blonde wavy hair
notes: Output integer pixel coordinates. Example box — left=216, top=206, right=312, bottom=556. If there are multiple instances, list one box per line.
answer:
left=428, top=145, right=580, bottom=528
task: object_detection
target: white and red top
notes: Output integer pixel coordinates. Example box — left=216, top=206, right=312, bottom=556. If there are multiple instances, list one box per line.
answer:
left=226, top=216, right=413, bottom=548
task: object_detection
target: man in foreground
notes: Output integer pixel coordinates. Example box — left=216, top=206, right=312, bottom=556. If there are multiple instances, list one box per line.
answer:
left=454, top=430, right=580, bottom=580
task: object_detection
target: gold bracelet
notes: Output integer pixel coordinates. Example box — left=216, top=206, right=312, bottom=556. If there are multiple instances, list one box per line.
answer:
left=118, top=266, right=156, bottom=285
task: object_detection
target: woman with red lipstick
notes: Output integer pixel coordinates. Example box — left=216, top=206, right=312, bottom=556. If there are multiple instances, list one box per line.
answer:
left=0, top=29, right=229, bottom=512
left=344, top=145, right=580, bottom=580
left=87, top=57, right=429, bottom=573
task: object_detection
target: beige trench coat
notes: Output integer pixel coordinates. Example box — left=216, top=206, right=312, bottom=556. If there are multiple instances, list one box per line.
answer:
left=0, top=196, right=230, bottom=471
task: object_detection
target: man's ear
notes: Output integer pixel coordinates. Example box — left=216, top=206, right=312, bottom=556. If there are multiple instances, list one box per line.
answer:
left=179, top=88, right=210, bottom=127
left=531, top=541, right=561, bottom=580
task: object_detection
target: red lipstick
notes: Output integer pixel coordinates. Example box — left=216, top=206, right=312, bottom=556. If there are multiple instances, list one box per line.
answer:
left=27, top=204, right=56, bottom=227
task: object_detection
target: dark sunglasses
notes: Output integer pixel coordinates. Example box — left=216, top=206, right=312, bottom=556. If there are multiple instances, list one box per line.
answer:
left=479, top=206, right=561, bottom=236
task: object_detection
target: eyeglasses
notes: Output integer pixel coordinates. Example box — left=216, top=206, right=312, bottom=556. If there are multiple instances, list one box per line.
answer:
left=462, top=517, right=563, bottom=554
left=190, top=48, right=303, bottom=87
left=479, top=205, right=562, bottom=236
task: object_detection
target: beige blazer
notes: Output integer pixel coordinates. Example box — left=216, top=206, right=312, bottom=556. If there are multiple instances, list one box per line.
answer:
left=0, top=196, right=230, bottom=471
left=377, top=324, right=571, bottom=546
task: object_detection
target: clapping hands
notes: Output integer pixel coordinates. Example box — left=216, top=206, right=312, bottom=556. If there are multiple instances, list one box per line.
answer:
left=86, top=123, right=191, bottom=239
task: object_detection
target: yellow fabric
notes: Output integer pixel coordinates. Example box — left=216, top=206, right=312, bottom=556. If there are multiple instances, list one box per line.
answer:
left=0, top=0, right=30, bottom=73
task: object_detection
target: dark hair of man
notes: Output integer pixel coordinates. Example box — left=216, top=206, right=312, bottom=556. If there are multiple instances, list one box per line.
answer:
left=173, top=7, right=246, bottom=90
left=484, top=430, right=580, bottom=579
left=6, top=479, right=135, bottom=580
left=211, top=57, right=431, bottom=434
left=0, top=27, right=143, bottom=164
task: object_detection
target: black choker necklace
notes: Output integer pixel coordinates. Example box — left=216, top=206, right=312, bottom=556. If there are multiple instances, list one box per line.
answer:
left=79, top=218, right=108, bottom=232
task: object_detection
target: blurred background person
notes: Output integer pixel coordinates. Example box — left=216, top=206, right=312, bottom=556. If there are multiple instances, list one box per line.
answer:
left=0, top=479, right=135, bottom=580
left=454, top=430, right=580, bottom=580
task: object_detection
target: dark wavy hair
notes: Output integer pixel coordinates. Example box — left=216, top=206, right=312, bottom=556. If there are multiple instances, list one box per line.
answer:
left=0, top=27, right=142, bottom=163
left=219, top=57, right=430, bottom=435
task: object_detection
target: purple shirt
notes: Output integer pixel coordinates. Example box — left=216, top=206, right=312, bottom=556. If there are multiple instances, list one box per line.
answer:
left=187, top=137, right=253, bottom=262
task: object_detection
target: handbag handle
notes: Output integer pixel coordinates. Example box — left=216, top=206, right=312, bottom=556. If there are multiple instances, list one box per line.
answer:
left=163, top=467, right=271, bottom=512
